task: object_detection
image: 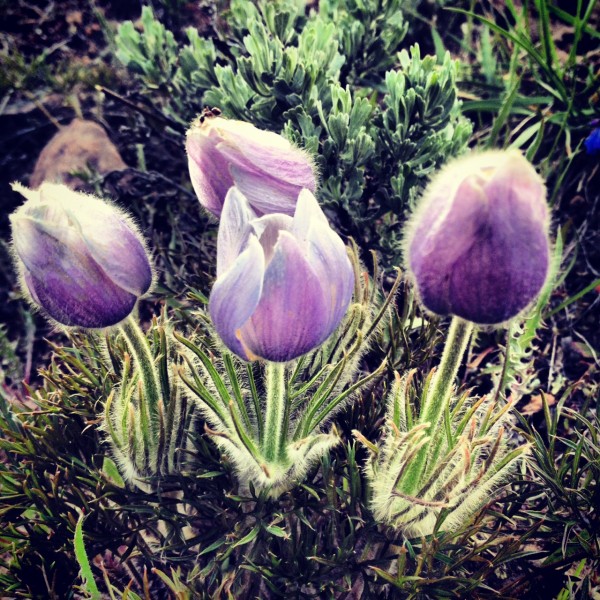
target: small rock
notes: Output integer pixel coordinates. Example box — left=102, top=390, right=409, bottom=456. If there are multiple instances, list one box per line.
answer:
left=30, top=118, right=127, bottom=189
left=520, top=393, right=556, bottom=416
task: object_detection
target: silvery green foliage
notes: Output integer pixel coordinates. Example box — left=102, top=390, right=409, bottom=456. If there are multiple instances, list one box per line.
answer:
left=115, top=6, right=218, bottom=123
left=373, top=48, right=474, bottom=215
left=114, top=2, right=471, bottom=269
left=203, top=4, right=343, bottom=126
left=357, top=369, right=528, bottom=537
left=178, top=248, right=394, bottom=497
left=102, top=316, right=195, bottom=490
left=285, top=48, right=472, bottom=249
left=115, top=6, right=180, bottom=90
left=317, top=0, right=408, bottom=85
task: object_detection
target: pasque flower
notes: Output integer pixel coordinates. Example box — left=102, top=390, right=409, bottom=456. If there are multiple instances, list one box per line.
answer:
left=10, top=182, right=153, bottom=328
left=405, top=150, right=550, bottom=324
left=209, top=187, right=354, bottom=362
left=186, top=115, right=316, bottom=217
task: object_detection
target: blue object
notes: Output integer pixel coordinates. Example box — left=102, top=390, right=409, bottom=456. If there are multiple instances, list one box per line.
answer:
left=584, top=127, right=600, bottom=156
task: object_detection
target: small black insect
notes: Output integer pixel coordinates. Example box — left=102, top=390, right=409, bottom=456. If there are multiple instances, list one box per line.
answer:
left=199, top=106, right=222, bottom=123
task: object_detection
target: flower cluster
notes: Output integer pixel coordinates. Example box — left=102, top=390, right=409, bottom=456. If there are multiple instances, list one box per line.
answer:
left=9, top=114, right=553, bottom=529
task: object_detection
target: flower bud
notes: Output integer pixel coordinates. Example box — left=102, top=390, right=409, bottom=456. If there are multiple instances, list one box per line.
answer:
left=405, top=151, right=550, bottom=324
left=186, top=115, right=317, bottom=218
left=209, top=187, right=354, bottom=362
left=10, top=182, right=153, bottom=328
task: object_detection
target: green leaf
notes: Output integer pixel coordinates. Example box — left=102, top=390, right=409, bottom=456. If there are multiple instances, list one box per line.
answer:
left=430, top=27, right=446, bottom=64
left=447, top=7, right=568, bottom=102
left=231, top=525, right=260, bottom=548
left=198, top=536, right=227, bottom=557
left=264, top=525, right=289, bottom=539
left=485, top=76, right=521, bottom=148
left=100, top=456, right=125, bottom=488
left=74, top=511, right=101, bottom=600
left=480, top=26, right=497, bottom=84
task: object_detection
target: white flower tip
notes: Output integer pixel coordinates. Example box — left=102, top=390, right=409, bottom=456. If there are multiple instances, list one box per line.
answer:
left=295, top=188, right=327, bottom=224
left=11, top=181, right=39, bottom=203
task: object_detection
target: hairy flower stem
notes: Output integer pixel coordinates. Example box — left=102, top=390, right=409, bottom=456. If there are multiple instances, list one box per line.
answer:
left=405, top=317, right=473, bottom=494
left=262, top=362, right=287, bottom=462
left=422, top=317, right=473, bottom=427
left=119, top=317, right=161, bottom=425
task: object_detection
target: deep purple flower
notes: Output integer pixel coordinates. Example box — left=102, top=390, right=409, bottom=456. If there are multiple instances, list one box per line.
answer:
left=405, top=151, right=550, bottom=324
left=186, top=116, right=317, bottom=218
left=209, top=187, right=354, bottom=362
left=584, top=126, right=600, bottom=156
left=10, top=182, right=153, bottom=328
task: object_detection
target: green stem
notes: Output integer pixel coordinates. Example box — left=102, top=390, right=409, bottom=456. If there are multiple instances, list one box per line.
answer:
left=119, top=317, right=161, bottom=426
left=421, top=317, right=473, bottom=428
left=404, top=317, right=473, bottom=494
left=262, top=362, right=287, bottom=462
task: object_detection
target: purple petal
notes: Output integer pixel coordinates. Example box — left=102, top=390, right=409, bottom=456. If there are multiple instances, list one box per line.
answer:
left=292, top=189, right=353, bottom=334
left=446, top=220, right=549, bottom=323
left=250, top=213, right=293, bottom=263
left=484, top=151, right=548, bottom=226
left=229, top=165, right=303, bottom=216
left=217, top=187, right=256, bottom=276
left=209, top=236, right=265, bottom=360
left=22, top=270, right=41, bottom=306
left=17, top=184, right=152, bottom=298
left=186, top=127, right=234, bottom=217
left=26, top=268, right=137, bottom=328
left=408, top=175, right=489, bottom=316
left=13, top=216, right=137, bottom=328
left=305, top=219, right=354, bottom=333
left=446, top=156, right=549, bottom=323
left=74, top=204, right=152, bottom=297
left=238, top=232, right=331, bottom=362
left=214, top=120, right=316, bottom=190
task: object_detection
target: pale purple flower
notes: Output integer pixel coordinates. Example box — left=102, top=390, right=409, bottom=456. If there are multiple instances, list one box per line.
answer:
left=405, top=151, right=550, bottom=324
left=186, top=116, right=317, bottom=218
left=10, top=182, right=153, bottom=328
left=209, top=187, right=354, bottom=362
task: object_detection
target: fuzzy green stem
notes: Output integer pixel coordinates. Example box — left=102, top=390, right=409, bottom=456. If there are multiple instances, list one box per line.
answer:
left=404, top=317, right=473, bottom=494
left=119, top=317, right=161, bottom=426
left=421, top=317, right=473, bottom=428
left=262, top=362, right=287, bottom=462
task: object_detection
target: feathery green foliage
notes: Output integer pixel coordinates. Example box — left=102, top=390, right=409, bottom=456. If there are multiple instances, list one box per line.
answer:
left=358, top=320, right=528, bottom=537
left=103, top=315, right=197, bottom=489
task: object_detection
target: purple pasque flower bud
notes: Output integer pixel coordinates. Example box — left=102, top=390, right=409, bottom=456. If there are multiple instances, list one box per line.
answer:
left=186, top=115, right=317, bottom=218
left=10, top=182, right=153, bottom=329
left=209, top=187, right=354, bottom=362
left=405, top=150, right=550, bottom=325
